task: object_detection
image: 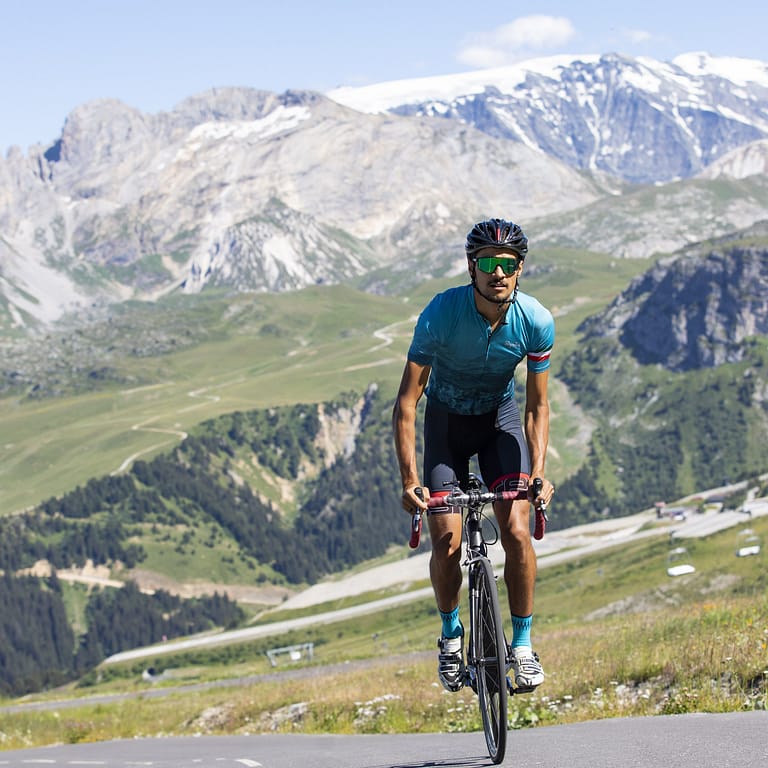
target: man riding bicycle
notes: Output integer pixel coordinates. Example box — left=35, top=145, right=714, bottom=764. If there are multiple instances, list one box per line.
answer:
left=392, top=217, right=556, bottom=693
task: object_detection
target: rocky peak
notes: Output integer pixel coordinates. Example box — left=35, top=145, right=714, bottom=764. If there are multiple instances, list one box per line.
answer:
left=580, top=223, right=768, bottom=371
left=2, top=53, right=768, bottom=331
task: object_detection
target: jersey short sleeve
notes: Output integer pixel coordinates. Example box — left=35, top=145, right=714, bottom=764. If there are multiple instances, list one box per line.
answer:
left=525, top=304, right=555, bottom=373
left=405, top=285, right=554, bottom=414
left=407, top=291, right=454, bottom=366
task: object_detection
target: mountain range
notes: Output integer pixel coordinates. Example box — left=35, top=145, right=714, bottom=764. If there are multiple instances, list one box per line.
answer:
left=330, top=52, right=768, bottom=183
left=1, top=51, right=767, bottom=331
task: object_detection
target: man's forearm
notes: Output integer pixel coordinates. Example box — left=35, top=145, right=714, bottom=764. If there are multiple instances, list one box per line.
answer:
left=393, top=400, right=420, bottom=488
left=525, top=402, right=550, bottom=477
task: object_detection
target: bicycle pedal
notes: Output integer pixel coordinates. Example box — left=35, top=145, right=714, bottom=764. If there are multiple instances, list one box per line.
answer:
left=507, top=678, right=536, bottom=695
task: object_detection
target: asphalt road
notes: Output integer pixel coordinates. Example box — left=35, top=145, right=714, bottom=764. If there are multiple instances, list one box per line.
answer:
left=1, top=711, right=767, bottom=767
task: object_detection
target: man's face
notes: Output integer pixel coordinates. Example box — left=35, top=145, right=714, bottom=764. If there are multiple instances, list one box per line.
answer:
left=469, top=247, right=523, bottom=304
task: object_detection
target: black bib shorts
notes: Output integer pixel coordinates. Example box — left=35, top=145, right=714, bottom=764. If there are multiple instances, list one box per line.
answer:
left=423, top=397, right=530, bottom=505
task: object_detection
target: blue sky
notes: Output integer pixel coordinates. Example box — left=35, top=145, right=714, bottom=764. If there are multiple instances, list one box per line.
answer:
left=1, top=0, right=766, bottom=154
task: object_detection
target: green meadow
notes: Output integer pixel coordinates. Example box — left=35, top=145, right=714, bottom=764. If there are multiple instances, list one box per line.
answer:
left=1, top=250, right=649, bottom=517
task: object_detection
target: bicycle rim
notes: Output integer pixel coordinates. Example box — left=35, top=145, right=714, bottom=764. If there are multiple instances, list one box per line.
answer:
left=469, top=558, right=508, bottom=764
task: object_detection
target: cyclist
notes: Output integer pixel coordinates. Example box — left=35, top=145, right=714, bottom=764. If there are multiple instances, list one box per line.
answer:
left=392, top=217, right=556, bottom=693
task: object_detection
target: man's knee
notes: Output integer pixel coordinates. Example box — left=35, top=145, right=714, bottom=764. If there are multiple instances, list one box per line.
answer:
left=500, top=517, right=535, bottom=554
left=431, top=533, right=463, bottom=562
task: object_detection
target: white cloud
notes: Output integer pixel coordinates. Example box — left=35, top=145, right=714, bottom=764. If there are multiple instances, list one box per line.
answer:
left=623, top=27, right=653, bottom=44
left=458, top=15, right=577, bottom=68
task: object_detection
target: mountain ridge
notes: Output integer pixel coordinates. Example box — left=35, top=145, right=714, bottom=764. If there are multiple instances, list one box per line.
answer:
left=2, top=51, right=768, bottom=330
left=0, top=88, right=602, bottom=329
left=351, top=51, right=768, bottom=184
left=328, top=51, right=768, bottom=109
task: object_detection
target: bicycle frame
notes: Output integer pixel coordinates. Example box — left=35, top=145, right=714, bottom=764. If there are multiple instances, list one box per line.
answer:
left=460, top=475, right=509, bottom=763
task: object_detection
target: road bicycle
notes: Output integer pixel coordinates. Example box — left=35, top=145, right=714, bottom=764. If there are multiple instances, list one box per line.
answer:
left=409, top=474, right=548, bottom=764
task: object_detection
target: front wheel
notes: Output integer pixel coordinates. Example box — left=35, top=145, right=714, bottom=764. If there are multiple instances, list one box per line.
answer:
left=468, top=557, right=508, bottom=764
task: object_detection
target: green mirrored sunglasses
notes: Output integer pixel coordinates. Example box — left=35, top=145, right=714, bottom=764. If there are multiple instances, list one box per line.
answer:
left=474, top=255, right=521, bottom=275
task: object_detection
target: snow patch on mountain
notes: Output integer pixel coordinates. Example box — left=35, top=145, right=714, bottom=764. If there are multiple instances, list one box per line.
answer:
left=672, top=52, right=768, bottom=87
left=186, top=106, right=312, bottom=144
left=328, top=52, right=768, bottom=116
left=328, top=54, right=599, bottom=113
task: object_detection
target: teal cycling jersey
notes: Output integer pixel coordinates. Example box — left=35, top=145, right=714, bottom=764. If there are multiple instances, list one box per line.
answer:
left=407, top=284, right=554, bottom=415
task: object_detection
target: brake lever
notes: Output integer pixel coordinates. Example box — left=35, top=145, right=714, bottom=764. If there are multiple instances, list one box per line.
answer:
left=532, top=477, right=548, bottom=540
left=409, top=487, right=424, bottom=549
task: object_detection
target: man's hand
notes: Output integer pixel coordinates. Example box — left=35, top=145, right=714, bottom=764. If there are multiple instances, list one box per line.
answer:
left=529, top=476, right=555, bottom=509
left=401, top=484, right=430, bottom=514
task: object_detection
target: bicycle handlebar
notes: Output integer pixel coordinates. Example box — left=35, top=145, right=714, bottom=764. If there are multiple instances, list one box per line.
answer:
left=407, top=479, right=549, bottom=548
left=422, top=489, right=521, bottom=508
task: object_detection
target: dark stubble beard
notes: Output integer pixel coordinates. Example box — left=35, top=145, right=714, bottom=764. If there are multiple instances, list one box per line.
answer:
left=470, top=267, right=518, bottom=309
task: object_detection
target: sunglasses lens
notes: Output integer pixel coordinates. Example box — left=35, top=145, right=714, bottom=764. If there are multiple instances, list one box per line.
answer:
left=476, top=256, right=519, bottom=274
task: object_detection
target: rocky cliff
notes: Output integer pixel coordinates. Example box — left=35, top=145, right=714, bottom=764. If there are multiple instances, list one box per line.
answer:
left=0, top=89, right=600, bottom=327
left=579, top=223, right=768, bottom=371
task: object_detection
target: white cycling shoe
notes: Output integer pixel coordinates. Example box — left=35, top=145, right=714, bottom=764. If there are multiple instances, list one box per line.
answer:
left=508, top=646, right=544, bottom=689
left=437, top=634, right=465, bottom=692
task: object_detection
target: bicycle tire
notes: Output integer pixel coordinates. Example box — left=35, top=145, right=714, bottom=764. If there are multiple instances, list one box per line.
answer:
left=468, top=557, right=508, bottom=764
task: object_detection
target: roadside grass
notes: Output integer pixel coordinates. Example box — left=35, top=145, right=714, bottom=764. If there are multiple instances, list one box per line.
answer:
left=2, top=516, right=766, bottom=750
left=1, top=594, right=765, bottom=749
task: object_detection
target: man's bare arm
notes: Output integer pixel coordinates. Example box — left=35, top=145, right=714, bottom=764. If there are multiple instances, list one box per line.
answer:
left=392, top=360, right=431, bottom=510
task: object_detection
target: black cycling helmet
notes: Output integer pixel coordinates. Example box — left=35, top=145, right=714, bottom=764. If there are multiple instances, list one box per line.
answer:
left=465, top=218, right=528, bottom=258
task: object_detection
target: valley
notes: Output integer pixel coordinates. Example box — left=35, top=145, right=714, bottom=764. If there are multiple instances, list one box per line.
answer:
left=0, top=252, right=645, bottom=517
left=1, top=49, right=767, bottom=716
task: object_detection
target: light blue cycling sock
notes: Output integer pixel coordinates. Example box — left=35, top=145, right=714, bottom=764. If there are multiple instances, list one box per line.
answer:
left=511, top=613, right=533, bottom=648
left=440, top=607, right=463, bottom=638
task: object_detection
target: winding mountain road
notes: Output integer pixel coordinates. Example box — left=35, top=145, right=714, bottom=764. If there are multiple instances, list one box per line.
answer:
left=111, top=379, right=245, bottom=475
left=93, top=491, right=767, bottom=666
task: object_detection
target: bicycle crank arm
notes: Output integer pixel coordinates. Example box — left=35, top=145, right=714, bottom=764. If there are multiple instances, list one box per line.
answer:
left=507, top=678, right=537, bottom=696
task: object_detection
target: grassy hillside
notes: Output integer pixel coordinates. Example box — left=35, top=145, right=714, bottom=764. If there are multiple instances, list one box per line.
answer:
left=0, top=249, right=649, bottom=516
left=555, top=332, right=768, bottom=527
